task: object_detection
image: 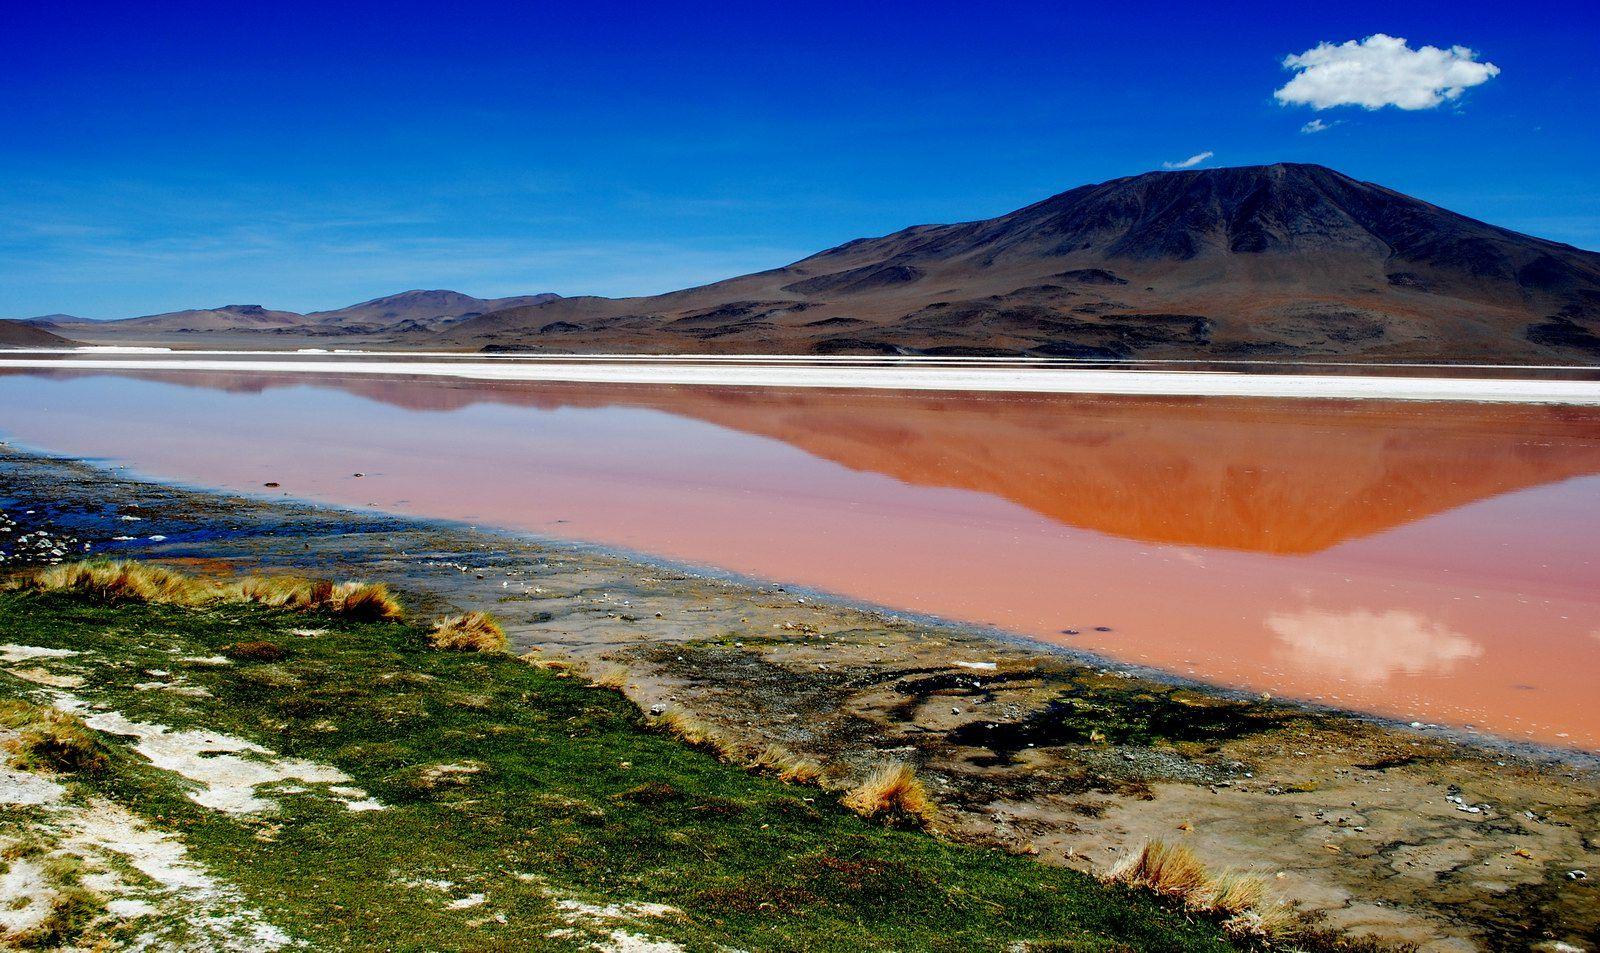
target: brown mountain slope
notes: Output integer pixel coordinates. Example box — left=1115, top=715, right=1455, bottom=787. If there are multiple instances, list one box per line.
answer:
left=49, top=290, right=564, bottom=341
left=441, top=163, right=1600, bottom=362
left=303, top=290, right=562, bottom=331
left=54, top=303, right=308, bottom=334
left=0, top=320, right=76, bottom=348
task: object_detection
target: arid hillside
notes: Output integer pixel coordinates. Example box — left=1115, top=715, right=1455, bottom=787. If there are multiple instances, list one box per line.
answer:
left=41, top=163, right=1600, bottom=362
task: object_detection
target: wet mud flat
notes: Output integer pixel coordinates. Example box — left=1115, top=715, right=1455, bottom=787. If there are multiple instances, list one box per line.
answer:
left=1, top=446, right=1597, bottom=951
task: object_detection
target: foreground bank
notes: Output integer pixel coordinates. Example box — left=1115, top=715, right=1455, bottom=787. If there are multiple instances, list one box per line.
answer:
left=0, top=447, right=1596, bottom=950
left=1, top=577, right=1247, bottom=950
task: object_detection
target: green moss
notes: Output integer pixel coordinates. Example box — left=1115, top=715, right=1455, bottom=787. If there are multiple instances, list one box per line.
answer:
left=0, top=591, right=1239, bottom=952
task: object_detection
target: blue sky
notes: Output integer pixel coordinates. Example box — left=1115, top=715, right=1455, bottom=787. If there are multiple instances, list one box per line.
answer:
left=2, top=0, right=1596, bottom=318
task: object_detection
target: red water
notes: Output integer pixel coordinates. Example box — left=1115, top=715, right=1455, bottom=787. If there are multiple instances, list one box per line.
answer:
left=4, top=368, right=1600, bottom=750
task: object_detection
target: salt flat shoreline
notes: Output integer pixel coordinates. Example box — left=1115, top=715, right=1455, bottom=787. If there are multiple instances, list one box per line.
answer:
left=5, top=353, right=1600, bottom=403
left=3, top=445, right=1597, bottom=949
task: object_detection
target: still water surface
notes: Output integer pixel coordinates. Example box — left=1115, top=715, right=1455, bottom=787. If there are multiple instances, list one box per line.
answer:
left=3, top=367, right=1599, bottom=751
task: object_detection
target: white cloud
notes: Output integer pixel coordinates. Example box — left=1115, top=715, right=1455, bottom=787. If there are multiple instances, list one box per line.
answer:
left=1275, top=34, right=1499, bottom=111
left=1267, top=607, right=1482, bottom=683
left=1162, top=150, right=1214, bottom=170
left=1299, top=118, right=1339, bottom=134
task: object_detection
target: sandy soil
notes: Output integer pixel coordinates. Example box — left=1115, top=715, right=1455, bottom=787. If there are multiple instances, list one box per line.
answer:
left=2, top=447, right=1597, bottom=950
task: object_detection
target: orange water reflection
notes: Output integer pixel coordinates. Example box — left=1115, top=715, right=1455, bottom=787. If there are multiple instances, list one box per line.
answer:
left=4, top=368, right=1600, bottom=750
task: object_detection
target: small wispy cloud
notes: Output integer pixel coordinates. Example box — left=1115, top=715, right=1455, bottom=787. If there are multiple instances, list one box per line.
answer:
left=1275, top=34, right=1499, bottom=111
left=1300, top=118, right=1340, bottom=134
left=1162, top=150, right=1214, bottom=170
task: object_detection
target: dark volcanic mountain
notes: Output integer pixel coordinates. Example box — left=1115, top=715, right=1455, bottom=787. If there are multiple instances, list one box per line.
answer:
left=439, top=163, right=1600, bottom=362
left=0, top=320, right=76, bottom=348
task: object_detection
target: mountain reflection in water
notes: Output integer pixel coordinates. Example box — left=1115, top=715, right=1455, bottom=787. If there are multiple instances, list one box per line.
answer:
left=3, top=368, right=1599, bottom=750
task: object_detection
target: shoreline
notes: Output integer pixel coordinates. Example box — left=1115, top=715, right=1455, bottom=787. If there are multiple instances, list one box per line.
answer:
left=3, top=446, right=1598, bottom=949
left=7, top=422, right=1595, bottom=769
left=4, top=353, right=1600, bottom=403
left=6, top=429, right=1593, bottom=768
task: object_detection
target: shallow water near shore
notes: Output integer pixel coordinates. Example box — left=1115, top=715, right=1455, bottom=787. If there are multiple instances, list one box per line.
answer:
left=3, top=364, right=1600, bottom=751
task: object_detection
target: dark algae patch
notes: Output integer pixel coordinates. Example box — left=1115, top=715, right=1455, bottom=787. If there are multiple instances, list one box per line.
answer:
left=0, top=590, right=1238, bottom=951
left=945, top=681, right=1284, bottom=759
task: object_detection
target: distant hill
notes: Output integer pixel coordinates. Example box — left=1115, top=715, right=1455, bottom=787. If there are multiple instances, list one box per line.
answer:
left=436, top=163, right=1600, bottom=362
left=45, top=290, right=562, bottom=339
left=42, top=165, right=1600, bottom=361
left=0, top=320, right=75, bottom=348
left=304, top=290, right=562, bottom=332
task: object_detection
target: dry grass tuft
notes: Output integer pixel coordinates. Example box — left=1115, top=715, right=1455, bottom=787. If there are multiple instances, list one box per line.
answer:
left=331, top=582, right=404, bottom=621
left=652, top=708, right=746, bottom=762
left=842, top=763, right=937, bottom=828
left=14, top=560, right=208, bottom=606
left=752, top=744, right=824, bottom=785
left=428, top=611, right=507, bottom=652
left=1103, top=840, right=1284, bottom=937
left=1104, top=839, right=1210, bottom=899
left=588, top=667, right=630, bottom=690
left=1199, top=869, right=1265, bottom=914
left=231, top=575, right=327, bottom=610
left=0, top=700, right=107, bottom=775
left=15, top=560, right=403, bottom=621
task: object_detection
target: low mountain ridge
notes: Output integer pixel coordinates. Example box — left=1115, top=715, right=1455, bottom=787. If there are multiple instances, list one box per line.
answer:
left=44, top=164, right=1600, bottom=361
left=0, top=320, right=76, bottom=348
left=45, top=290, right=562, bottom=338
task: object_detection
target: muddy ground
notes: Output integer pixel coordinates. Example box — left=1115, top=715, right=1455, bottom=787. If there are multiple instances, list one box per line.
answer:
left=1, top=446, right=1596, bottom=951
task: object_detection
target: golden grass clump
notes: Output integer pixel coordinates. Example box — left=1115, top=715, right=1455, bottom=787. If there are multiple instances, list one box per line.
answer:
left=841, top=763, right=937, bottom=827
left=232, top=577, right=403, bottom=621
left=428, top=611, right=508, bottom=652
left=14, top=560, right=404, bottom=621
left=1104, top=839, right=1209, bottom=898
left=752, top=744, right=824, bottom=785
left=1102, top=840, right=1283, bottom=937
left=0, top=700, right=107, bottom=775
left=231, top=575, right=328, bottom=610
left=331, top=581, right=404, bottom=621
left=652, top=708, right=747, bottom=762
left=15, top=560, right=209, bottom=606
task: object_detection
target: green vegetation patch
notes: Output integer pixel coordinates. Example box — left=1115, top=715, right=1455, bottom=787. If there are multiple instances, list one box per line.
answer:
left=0, top=590, right=1237, bottom=951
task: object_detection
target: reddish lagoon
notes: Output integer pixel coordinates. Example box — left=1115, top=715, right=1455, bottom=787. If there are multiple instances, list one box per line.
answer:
left=3, top=367, right=1600, bottom=750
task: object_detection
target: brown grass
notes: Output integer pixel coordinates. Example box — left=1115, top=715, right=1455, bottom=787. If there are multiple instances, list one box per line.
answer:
left=428, top=611, right=507, bottom=652
left=752, top=744, right=824, bottom=785
left=13, top=560, right=403, bottom=620
left=1104, top=839, right=1210, bottom=898
left=331, top=582, right=404, bottom=621
left=13, top=560, right=207, bottom=605
left=841, top=763, right=937, bottom=828
left=1102, top=840, right=1286, bottom=939
left=0, top=700, right=107, bottom=775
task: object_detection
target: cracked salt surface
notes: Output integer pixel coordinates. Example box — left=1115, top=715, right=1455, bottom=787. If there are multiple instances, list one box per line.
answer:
left=2, top=742, right=290, bottom=949
left=0, top=643, right=78, bottom=662
left=50, top=694, right=384, bottom=813
left=553, top=898, right=685, bottom=952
